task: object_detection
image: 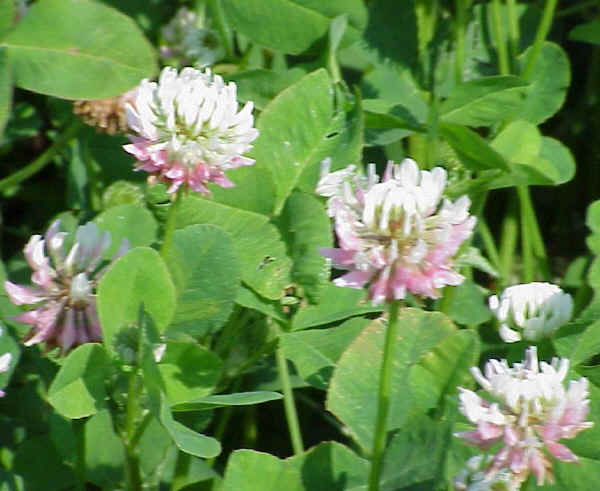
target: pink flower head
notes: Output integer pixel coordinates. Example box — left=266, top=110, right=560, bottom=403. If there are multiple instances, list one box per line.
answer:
left=4, top=220, right=129, bottom=354
left=316, top=158, right=476, bottom=304
left=455, top=347, right=594, bottom=487
left=123, top=66, right=259, bottom=194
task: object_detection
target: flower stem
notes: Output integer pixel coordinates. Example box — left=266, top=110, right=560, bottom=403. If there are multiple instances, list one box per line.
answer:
left=499, top=195, right=519, bottom=285
left=0, top=119, right=83, bottom=193
left=522, top=0, right=559, bottom=80
left=506, top=0, right=520, bottom=69
left=454, top=0, right=468, bottom=84
left=368, top=300, right=401, bottom=491
left=275, top=338, right=304, bottom=455
left=206, top=0, right=235, bottom=59
left=517, top=186, right=534, bottom=282
left=160, top=190, right=183, bottom=260
left=491, top=0, right=510, bottom=75
left=124, top=368, right=143, bottom=491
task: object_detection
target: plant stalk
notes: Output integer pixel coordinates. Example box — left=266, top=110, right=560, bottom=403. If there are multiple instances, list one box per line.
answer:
left=0, top=119, right=83, bottom=193
left=490, top=0, right=510, bottom=75
left=522, top=0, right=559, bottom=80
left=124, top=368, right=143, bottom=491
left=275, top=341, right=304, bottom=455
left=160, top=189, right=183, bottom=260
left=506, top=0, right=520, bottom=69
left=206, top=0, right=235, bottom=59
left=368, top=301, right=401, bottom=491
left=454, top=0, right=467, bottom=84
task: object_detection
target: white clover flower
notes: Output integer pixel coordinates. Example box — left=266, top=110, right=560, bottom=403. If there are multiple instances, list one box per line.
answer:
left=317, top=158, right=476, bottom=303
left=455, top=347, right=593, bottom=487
left=489, top=282, right=573, bottom=343
left=4, top=220, right=128, bottom=353
left=124, top=67, right=259, bottom=194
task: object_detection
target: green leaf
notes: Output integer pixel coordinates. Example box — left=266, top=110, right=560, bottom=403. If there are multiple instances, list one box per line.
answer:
left=518, top=42, right=570, bottom=124
left=166, top=224, right=240, bottom=336
left=288, top=441, right=369, bottom=490
left=172, top=391, right=283, bottom=412
left=296, top=89, right=364, bottom=194
left=222, top=0, right=367, bottom=55
left=97, top=247, right=176, bottom=352
left=0, top=0, right=14, bottom=40
left=236, top=285, right=287, bottom=322
left=490, top=122, right=575, bottom=186
left=0, top=49, right=11, bottom=137
left=208, top=165, right=278, bottom=215
left=228, top=68, right=307, bottom=110
left=223, top=450, right=302, bottom=491
left=142, top=337, right=222, bottom=459
left=440, top=76, right=529, bottom=127
left=360, top=0, right=418, bottom=70
left=94, top=203, right=158, bottom=258
left=292, top=284, right=382, bottom=331
left=442, top=280, right=492, bottom=326
left=553, top=319, right=600, bottom=366
left=280, top=317, right=368, bottom=389
left=326, top=309, right=462, bottom=450
left=223, top=442, right=369, bottom=491
left=13, top=436, right=78, bottom=491
left=439, top=123, right=510, bottom=171
left=158, top=342, right=222, bottom=406
left=47, top=344, right=109, bottom=419
left=278, top=191, right=331, bottom=303
left=101, top=181, right=145, bottom=209
left=2, top=0, right=157, bottom=99
left=570, top=20, right=600, bottom=46
left=253, top=69, right=363, bottom=213
left=252, top=69, right=331, bottom=212
left=380, top=414, right=452, bottom=490
left=158, top=394, right=221, bottom=458
left=176, top=196, right=292, bottom=300
left=84, top=410, right=125, bottom=488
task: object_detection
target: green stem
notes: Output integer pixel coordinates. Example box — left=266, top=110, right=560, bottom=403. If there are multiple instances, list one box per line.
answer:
left=160, top=190, right=183, bottom=260
left=0, top=119, right=83, bottom=192
left=506, top=0, right=520, bottom=70
left=522, top=0, right=559, bottom=80
left=490, top=0, right=510, bottom=75
left=520, top=186, right=551, bottom=280
left=517, top=186, right=535, bottom=282
left=124, top=369, right=143, bottom=491
left=477, top=216, right=502, bottom=273
left=368, top=301, right=401, bottom=491
left=498, top=195, right=519, bottom=285
left=454, top=0, right=467, bottom=84
left=275, top=340, right=304, bottom=455
left=207, top=0, right=235, bottom=59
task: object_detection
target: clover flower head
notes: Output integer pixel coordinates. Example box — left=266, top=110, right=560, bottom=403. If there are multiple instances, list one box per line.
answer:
left=489, top=282, right=573, bottom=343
left=4, top=220, right=129, bottom=353
left=160, top=7, right=224, bottom=68
left=316, top=158, right=476, bottom=303
left=73, top=88, right=137, bottom=135
left=124, top=66, right=259, bottom=194
left=454, top=455, right=517, bottom=491
left=455, top=346, right=593, bottom=487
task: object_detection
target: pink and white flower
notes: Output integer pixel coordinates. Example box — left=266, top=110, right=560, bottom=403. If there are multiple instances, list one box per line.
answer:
left=454, top=455, right=517, bottom=491
left=489, top=282, right=573, bottom=343
left=4, top=220, right=128, bottom=354
left=455, top=347, right=593, bottom=487
left=316, top=158, right=476, bottom=303
left=124, top=66, right=259, bottom=194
